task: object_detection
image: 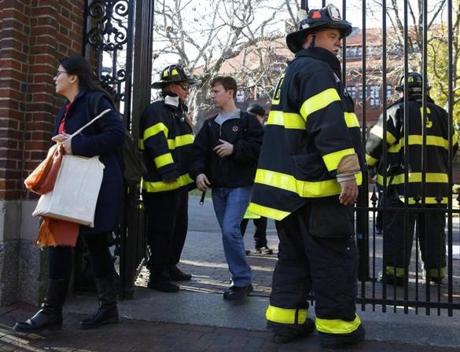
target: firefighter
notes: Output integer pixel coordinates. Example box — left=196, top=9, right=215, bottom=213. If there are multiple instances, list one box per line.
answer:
left=140, top=64, right=196, bottom=292
left=247, top=4, right=365, bottom=348
left=366, top=72, right=458, bottom=285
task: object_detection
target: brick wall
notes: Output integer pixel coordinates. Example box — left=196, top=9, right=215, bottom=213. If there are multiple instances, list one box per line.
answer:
left=0, top=0, right=85, bottom=201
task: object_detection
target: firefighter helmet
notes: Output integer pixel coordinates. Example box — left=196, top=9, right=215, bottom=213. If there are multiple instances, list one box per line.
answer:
left=286, top=4, right=352, bottom=54
left=152, top=64, right=198, bottom=89
left=395, top=72, right=429, bottom=94
left=247, top=104, right=266, bottom=117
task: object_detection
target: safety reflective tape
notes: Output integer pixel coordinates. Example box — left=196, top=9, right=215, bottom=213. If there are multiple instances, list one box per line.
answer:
left=171, top=68, right=178, bottom=76
left=255, top=169, right=362, bottom=198
left=266, top=111, right=305, bottom=130
left=167, top=134, right=194, bottom=150
left=427, top=267, right=446, bottom=278
left=366, top=154, right=378, bottom=167
left=143, top=123, right=169, bottom=141
left=408, top=135, right=450, bottom=149
left=385, top=266, right=405, bottom=278
left=154, top=153, right=174, bottom=168
left=404, top=197, right=448, bottom=205
left=370, top=125, right=397, bottom=144
left=266, top=305, right=308, bottom=325
left=377, top=172, right=448, bottom=185
left=322, top=148, right=355, bottom=172
left=247, top=202, right=290, bottom=221
left=300, top=88, right=341, bottom=121
left=315, top=314, right=361, bottom=335
left=142, top=173, right=193, bottom=192
left=344, top=112, right=360, bottom=128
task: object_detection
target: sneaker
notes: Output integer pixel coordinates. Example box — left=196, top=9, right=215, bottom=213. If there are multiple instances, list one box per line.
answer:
left=255, top=246, right=273, bottom=255
left=170, top=266, right=192, bottom=281
left=223, top=284, right=253, bottom=301
left=319, top=324, right=365, bottom=348
left=268, top=318, right=315, bottom=344
left=147, top=280, right=179, bottom=293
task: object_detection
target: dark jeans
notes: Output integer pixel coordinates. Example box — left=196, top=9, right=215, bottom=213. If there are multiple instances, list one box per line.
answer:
left=48, top=232, right=114, bottom=281
left=240, top=217, right=268, bottom=248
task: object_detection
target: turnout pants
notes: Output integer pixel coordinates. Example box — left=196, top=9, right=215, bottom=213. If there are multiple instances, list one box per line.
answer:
left=143, top=188, right=189, bottom=280
left=267, top=198, right=362, bottom=336
left=383, top=194, right=446, bottom=279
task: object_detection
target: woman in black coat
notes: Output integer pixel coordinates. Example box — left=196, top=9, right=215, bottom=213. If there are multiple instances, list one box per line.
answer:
left=14, top=55, right=125, bottom=333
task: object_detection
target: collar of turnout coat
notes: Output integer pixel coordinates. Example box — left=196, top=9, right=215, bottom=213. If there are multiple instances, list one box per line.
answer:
left=295, top=47, right=342, bottom=79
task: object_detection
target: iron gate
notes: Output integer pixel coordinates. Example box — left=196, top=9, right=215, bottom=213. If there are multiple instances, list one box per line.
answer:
left=81, top=0, right=155, bottom=298
left=80, top=0, right=459, bottom=313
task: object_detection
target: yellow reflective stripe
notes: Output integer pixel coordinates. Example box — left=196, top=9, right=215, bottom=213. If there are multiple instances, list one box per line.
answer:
left=370, top=125, right=397, bottom=144
left=322, top=148, right=355, bottom=172
left=144, top=123, right=168, bottom=141
left=404, top=197, right=448, bottom=205
left=388, top=140, right=402, bottom=153
left=139, top=139, right=144, bottom=150
left=315, top=314, right=361, bottom=335
left=377, top=172, right=448, bottom=185
left=247, top=202, right=290, bottom=221
left=266, top=305, right=307, bottom=325
left=266, top=111, right=305, bottom=130
left=142, top=174, right=193, bottom=193
left=366, top=154, right=378, bottom=167
left=428, top=267, right=446, bottom=278
left=154, top=153, right=174, bottom=168
left=385, top=266, right=405, bottom=278
left=344, top=112, right=360, bottom=128
left=243, top=208, right=260, bottom=219
left=300, top=88, right=341, bottom=121
left=255, top=169, right=363, bottom=198
left=408, top=135, right=450, bottom=149
left=167, top=134, right=194, bottom=149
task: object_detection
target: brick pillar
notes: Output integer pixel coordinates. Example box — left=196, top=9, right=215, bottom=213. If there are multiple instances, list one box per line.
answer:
left=0, top=0, right=85, bottom=305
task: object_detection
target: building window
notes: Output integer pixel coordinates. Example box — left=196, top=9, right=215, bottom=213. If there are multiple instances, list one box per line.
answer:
left=347, top=86, right=357, bottom=99
left=369, top=85, right=380, bottom=106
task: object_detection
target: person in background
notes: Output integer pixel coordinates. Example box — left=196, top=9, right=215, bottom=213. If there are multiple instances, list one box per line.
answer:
left=14, top=55, right=124, bottom=333
left=139, top=64, right=196, bottom=293
left=189, top=76, right=263, bottom=301
left=240, top=104, right=273, bottom=255
left=366, top=72, right=458, bottom=286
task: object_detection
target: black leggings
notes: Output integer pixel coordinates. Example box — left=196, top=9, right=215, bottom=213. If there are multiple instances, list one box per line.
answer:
left=48, top=232, right=114, bottom=281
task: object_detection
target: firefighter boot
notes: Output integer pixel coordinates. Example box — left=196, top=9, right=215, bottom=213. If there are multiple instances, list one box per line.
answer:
left=319, top=324, right=366, bottom=349
left=268, top=319, right=315, bottom=344
left=169, top=265, right=192, bottom=281
left=80, top=276, right=119, bottom=329
left=13, top=279, right=68, bottom=333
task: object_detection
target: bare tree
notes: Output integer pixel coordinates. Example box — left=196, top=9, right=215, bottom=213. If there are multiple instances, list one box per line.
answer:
left=152, top=0, right=289, bottom=124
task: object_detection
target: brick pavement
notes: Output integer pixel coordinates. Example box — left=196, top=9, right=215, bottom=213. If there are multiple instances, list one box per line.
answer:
left=0, top=306, right=458, bottom=352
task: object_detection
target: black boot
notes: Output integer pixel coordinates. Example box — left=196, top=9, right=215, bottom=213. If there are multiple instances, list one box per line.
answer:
left=13, top=279, right=68, bottom=333
left=268, top=319, right=315, bottom=344
left=80, top=276, right=119, bottom=330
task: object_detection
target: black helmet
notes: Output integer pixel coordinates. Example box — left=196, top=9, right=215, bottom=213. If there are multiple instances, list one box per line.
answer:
left=152, top=64, right=198, bottom=89
left=286, top=4, right=352, bottom=53
left=247, top=104, right=266, bottom=116
left=395, top=72, right=428, bottom=94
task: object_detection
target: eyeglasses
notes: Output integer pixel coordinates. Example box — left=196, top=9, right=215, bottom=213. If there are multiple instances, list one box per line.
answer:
left=55, top=70, right=67, bottom=77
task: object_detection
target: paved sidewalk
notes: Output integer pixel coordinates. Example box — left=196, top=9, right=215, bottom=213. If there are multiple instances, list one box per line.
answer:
left=1, top=195, right=460, bottom=351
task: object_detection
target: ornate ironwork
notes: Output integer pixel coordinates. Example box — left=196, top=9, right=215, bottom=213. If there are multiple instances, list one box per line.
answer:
left=84, top=0, right=133, bottom=104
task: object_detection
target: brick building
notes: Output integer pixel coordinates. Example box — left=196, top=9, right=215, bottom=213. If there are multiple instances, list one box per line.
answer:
left=0, top=0, right=85, bottom=305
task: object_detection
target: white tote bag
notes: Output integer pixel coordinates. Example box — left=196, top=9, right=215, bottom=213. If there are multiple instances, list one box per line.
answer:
left=32, top=154, right=104, bottom=226
left=32, top=109, right=110, bottom=226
